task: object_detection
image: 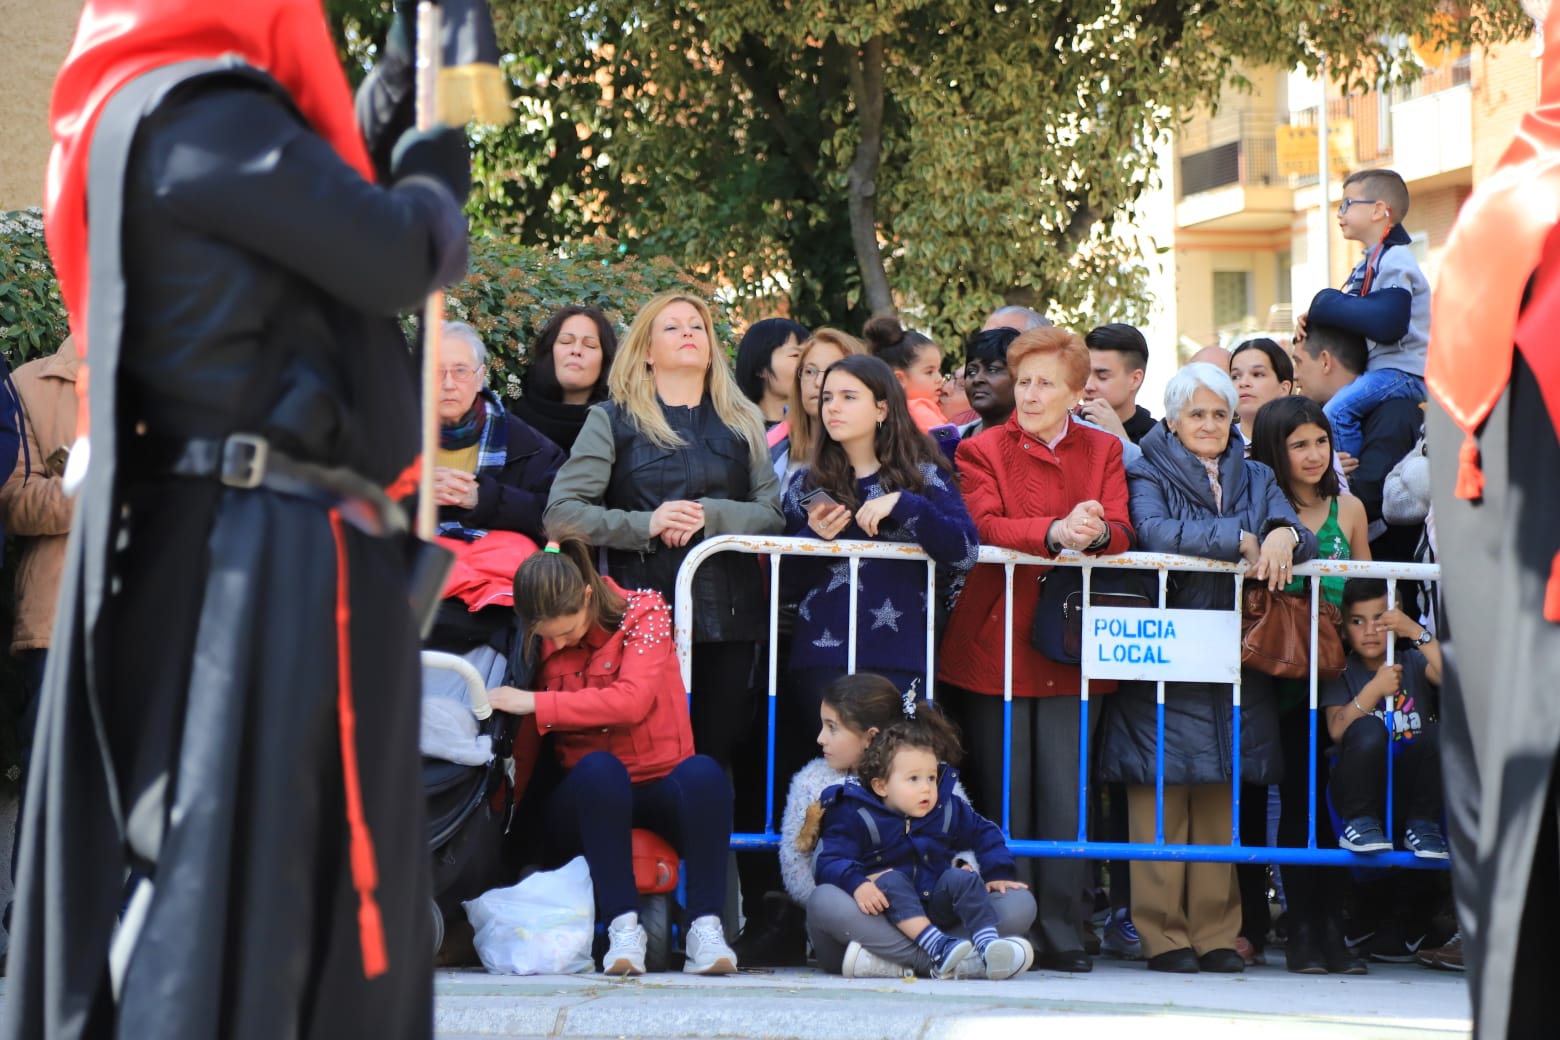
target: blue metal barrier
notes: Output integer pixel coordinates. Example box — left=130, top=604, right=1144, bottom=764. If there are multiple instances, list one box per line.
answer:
left=673, top=535, right=1446, bottom=872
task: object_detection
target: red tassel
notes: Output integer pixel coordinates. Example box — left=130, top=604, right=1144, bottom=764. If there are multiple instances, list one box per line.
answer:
left=357, top=899, right=389, bottom=979
left=1454, top=434, right=1485, bottom=501
left=1546, top=550, right=1560, bottom=623
left=330, top=509, right=390, bottom=980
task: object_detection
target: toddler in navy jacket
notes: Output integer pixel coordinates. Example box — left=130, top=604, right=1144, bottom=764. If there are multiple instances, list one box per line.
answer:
left=814, top=702, right=1033, bottom=979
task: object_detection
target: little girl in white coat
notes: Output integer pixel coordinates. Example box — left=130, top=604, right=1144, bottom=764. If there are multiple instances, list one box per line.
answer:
left=781, top=674, right=1038, bottom=976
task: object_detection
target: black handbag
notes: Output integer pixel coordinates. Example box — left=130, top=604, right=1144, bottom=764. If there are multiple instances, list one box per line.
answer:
left=1030, top=567, right=1154, bottom=664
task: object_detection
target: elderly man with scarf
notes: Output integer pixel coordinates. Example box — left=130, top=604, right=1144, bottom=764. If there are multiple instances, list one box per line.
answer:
left=435, top=320, right=563, bottom=543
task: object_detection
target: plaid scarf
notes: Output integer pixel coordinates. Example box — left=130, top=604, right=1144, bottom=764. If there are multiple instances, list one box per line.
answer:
left=438, top=386, right=509, bottom=540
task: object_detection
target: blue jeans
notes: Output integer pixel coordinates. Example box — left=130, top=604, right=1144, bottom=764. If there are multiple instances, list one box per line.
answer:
left=544, top=751, right=733, bottom=922
left=1323, top=369, right=1425, bottom=457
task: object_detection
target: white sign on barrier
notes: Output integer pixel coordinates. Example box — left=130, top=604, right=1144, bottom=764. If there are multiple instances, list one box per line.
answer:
left=1081, top=606, right=1242, bottom=683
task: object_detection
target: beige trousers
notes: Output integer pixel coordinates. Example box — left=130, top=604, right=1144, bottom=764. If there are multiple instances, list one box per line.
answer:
left=1126, top=783, right=1242, bottom=958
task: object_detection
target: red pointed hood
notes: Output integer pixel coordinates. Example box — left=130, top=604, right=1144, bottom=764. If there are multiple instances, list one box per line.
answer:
left=43, top=0, right=374, bottom=353
left=1427, top=5, right=1560, bottom=500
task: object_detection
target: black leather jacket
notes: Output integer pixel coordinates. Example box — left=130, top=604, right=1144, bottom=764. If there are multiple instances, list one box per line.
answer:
left=117, top=70, right=465, bottom=485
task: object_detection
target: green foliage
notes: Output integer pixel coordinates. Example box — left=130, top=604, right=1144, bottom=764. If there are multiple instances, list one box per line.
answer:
left=0, top=210, right=69, bottom=369
left=444, top=235, right=733, bottom=396
left=0, top=206, right=725, bottom=386
left=483, top=1, right=1531, bottom=345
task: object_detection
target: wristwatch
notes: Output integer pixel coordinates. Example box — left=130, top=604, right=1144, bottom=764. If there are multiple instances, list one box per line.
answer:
left=1412, top=629, right=1434, bottom=647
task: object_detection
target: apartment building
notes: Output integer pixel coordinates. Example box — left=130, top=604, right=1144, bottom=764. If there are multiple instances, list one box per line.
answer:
left=1167, top=37, right=1541, bottom=359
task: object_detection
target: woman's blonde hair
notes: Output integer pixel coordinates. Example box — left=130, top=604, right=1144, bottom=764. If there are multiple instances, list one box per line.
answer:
left=607, top=292, right=766, bottom=458
left=788, top=328, right=867, bottom=464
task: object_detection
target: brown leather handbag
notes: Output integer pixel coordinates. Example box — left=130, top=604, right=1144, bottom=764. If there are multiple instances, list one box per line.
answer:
left=1240, top=584, right=1346, bottom=680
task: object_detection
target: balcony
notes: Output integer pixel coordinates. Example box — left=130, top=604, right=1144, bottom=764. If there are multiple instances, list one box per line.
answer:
left=1175, top=113, right=1293, bottom=231
left=1390, top=83, right=1472, bottom=184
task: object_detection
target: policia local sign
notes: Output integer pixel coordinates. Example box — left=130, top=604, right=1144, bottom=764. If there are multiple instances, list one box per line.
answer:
left=1081, top=607, right=1241, bottom=684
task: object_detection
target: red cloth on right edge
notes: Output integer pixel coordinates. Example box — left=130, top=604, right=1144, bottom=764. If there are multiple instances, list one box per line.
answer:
left=1426, top=1, right=1560, bottom=494
left=1425, top=1, right=1560, bottom=619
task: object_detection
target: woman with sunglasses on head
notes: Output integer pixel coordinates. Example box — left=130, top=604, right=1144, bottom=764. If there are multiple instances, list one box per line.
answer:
left=776, top=329, right=868, bottom=479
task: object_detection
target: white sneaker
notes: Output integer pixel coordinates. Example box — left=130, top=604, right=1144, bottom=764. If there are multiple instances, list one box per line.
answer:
left=841, top=939, right=912, bottom=979
left=603, top=912, right=647, bottom=976
left=683, top=915, right=738, bottom=975
left=981, top=937, right=1035, bottom=980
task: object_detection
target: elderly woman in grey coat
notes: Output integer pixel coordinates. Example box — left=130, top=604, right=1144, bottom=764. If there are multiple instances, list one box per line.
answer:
left=1097, top=363, right=1318, bottom=976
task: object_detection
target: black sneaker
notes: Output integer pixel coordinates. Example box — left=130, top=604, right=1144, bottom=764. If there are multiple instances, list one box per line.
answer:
left=1364, top=924, right=1425, bottom=964
left=1339, top=816, right=1393, bottom=853
left=1403, top=820, right=1450, bottom=860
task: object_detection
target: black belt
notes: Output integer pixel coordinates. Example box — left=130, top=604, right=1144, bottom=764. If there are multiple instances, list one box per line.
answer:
left=132, top=433, right=408, bottom=536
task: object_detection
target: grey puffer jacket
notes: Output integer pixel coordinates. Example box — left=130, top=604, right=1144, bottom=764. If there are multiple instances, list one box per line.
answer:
left=1097, top=422, right=1317, bottom=787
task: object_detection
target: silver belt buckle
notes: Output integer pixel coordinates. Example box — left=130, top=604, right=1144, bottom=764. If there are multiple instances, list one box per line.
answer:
left=221, top=434, right=269, bottom=489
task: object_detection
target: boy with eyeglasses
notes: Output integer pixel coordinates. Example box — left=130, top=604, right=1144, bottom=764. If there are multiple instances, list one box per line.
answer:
left=1297, top=169, right=1429, bottom=459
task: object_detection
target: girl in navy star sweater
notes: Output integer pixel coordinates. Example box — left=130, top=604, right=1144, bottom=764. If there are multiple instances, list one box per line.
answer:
left=782, top=355, right=978, bottom=717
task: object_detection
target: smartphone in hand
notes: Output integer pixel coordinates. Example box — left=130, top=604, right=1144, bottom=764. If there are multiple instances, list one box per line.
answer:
left=798, top=487, right=841, bottom=512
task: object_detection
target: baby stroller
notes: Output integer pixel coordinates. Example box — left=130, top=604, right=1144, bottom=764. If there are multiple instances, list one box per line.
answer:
left=421, top=605, right=520, bottom=955
left=421, top=602, right=685, bottom=970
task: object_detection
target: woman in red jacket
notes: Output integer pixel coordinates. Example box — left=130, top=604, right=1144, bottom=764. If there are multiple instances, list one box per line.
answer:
left=488, top=539, right=738, bottom=977
left=937, top=326, right=1135, bottom=973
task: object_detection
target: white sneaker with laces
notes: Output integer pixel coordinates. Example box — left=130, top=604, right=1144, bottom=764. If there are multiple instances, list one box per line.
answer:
left=841, top=939, right=912, bottom=979
left=982, top=936, right=1035, bottom=980
left=603, top=912, right=647, bottom=976
left=683, top=915, right=738, bottom=974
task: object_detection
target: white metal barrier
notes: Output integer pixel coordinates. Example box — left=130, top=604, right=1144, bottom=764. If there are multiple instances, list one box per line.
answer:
left=674, top=535, right=1445, bottom=869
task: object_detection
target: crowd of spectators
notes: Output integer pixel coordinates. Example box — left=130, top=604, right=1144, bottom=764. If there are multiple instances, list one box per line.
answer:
left=2, top=167, right=1450, bottom=982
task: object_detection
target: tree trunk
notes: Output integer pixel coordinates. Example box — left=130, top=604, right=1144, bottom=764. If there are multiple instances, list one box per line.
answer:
left=845, top=35, right=894, bottom=316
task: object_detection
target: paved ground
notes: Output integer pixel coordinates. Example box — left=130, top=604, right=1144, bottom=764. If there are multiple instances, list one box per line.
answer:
left=0, top=959, right=1468, bottom=1036
left=432, top=960, right=1471, bottom=1039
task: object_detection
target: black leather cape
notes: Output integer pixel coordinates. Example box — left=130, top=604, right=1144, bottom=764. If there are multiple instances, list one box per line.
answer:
left=4, top=58, right=463, bottom=1040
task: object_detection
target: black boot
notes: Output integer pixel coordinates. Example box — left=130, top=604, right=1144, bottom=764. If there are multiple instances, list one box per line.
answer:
left=731, top=892, right=808, bottom=967
left=1321, top=912, right=1368, bottom=975
left=1285, top=917, right=1327, bottom=974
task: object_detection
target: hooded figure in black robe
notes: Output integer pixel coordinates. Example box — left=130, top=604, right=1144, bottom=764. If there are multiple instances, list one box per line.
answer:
left=1426, top=2, right=1560, bottom=1035
left=3, top=2, right=469, bottom=1036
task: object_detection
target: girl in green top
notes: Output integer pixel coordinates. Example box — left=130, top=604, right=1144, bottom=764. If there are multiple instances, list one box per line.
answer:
left=1239, top=395, right=1374, bottom=976
left=1251, top=395, right=1373, bottom=602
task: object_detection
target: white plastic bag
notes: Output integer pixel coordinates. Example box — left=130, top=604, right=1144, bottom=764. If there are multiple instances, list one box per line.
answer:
left=463, top=856, right=595, bottom=975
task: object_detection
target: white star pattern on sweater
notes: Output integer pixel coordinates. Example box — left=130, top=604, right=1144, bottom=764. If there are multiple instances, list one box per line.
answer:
left=870, top=598, right=904, bottom=632
left=798, top=587, right=819, bottom=622
left=813, top=628, right=844, bottom=648
left=824, top=561, right=851, bottom=594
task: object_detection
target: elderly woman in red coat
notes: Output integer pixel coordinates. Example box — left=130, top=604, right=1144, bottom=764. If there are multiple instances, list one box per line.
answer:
left=938, top=326, right=1134, bottom=973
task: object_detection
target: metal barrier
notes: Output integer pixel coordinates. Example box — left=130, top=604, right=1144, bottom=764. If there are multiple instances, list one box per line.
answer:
left=674, top=534, right=1447, bottom=871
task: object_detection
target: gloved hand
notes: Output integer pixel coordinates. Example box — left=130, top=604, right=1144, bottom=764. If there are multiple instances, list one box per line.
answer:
left=390, top=124, right=471, bottom=202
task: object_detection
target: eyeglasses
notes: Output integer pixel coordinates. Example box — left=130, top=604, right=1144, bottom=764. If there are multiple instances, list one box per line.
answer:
left=438, top=365, right=482, bottom=383
left=1337, top=198, right=1379, bottom=217
left=801, top=364, right=826, bottom=383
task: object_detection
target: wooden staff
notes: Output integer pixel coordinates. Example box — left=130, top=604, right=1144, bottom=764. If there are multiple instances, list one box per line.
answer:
left=415, top=0, right=444, bottom=540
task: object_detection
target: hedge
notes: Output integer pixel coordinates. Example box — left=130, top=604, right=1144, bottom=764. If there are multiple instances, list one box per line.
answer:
left=1, top=208, right=738, bottom=380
